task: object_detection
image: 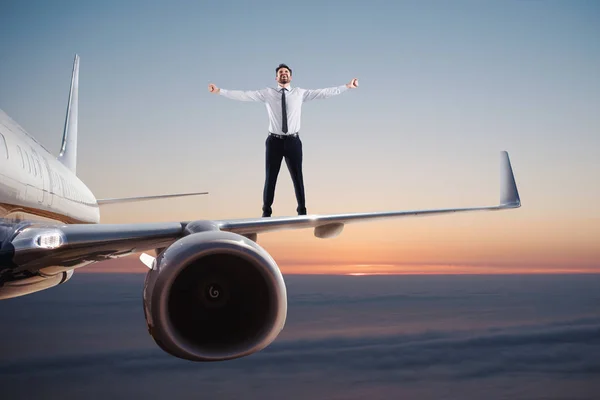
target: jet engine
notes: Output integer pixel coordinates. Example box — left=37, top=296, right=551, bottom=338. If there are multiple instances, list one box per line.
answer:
left=143, top=230, right=287, bottom=361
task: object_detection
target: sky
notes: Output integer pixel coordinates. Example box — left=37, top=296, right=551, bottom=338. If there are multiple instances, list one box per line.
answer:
left=0, top=0, right=599, bottom=274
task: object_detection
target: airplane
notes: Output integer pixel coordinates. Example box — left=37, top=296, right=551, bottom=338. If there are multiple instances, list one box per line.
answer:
left=0, top=55, right=521, bottom=362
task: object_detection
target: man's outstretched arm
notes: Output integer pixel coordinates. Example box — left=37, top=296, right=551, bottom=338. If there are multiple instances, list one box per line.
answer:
left=302, top=78, right=359, bottom=102
left=208, top=83, right=266, bottom=102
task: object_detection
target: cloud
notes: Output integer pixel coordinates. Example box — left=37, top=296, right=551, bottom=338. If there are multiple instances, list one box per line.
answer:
left=2, top=318, right=599, bottom=383
left=1, top=274, right=599, bottom=399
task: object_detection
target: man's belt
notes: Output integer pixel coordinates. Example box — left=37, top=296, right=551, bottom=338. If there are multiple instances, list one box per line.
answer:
left=269, top=132, right=298, bottom=139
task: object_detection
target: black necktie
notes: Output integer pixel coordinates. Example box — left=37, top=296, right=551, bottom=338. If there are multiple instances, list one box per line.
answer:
left=281, top=88, right=288, bottom=133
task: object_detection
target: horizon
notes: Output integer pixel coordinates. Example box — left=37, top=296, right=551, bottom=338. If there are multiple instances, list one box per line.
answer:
left=80, top=256, right=600, bottom=275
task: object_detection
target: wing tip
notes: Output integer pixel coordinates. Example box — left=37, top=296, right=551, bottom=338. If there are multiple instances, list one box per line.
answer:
left=500, top=151, right=521, bottom=208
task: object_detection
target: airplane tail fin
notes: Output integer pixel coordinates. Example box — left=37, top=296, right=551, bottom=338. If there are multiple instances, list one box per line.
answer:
left=58, top=54, right=79, bottom=174
left=96, top=191, right=209, bottom=205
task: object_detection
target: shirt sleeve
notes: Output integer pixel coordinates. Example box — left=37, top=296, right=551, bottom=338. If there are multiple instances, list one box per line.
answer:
left=301, top=85, right=349, bottom=102
left=219, top=88, right=267, bottom=102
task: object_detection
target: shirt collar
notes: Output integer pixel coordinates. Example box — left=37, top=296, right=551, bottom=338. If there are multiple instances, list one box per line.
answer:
left=277, top=84, right=292, bottom=91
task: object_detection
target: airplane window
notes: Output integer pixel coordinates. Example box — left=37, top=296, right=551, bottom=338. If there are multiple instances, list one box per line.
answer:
left=0, top=134, right=8, bottom=159
left=31, top=155, right=37, bottom=177
left=16, top=146, right=24, bottom=168
left=24, top=151, right=31, bottom=173
left=35, top=159, right=42, bottom=178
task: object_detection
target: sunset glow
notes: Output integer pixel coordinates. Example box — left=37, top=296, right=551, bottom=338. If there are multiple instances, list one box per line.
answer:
left=81, top=257, right=600, bottom=275
left=2, top=1, right=598, bottom=276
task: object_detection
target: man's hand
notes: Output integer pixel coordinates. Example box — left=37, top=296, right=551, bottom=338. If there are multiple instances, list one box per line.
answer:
left=208, top=83, right=220, bottom=94
left=346, top=78, right=359, bottom=89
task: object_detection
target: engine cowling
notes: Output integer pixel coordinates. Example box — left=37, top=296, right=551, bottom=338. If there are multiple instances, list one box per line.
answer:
left=143, top=230, right=287, bottom=361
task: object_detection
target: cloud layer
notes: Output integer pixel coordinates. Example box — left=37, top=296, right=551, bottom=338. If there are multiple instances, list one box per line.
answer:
left=1, top=274, right=599, bottom=399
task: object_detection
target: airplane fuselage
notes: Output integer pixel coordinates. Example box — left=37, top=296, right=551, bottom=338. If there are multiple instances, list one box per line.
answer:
left=0, top=110, right=99, bottom=225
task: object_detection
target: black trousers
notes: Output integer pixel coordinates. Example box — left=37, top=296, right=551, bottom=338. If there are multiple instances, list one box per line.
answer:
left=262, top=134, right=306, bottom=217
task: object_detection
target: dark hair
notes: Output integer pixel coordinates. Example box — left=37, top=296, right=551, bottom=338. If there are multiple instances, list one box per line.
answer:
left=276, top=64, right=292, bottom=75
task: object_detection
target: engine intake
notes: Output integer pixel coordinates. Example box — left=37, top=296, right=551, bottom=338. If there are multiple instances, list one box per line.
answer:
left=143, top=230, right=287, bottom=361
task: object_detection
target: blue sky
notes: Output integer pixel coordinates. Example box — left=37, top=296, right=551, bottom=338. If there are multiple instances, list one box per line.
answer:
left=1, top=0, right=599, bottom=272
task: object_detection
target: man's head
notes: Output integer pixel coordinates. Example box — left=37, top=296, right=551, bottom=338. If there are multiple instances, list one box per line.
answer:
left=276, top=64, right=292, bottom=86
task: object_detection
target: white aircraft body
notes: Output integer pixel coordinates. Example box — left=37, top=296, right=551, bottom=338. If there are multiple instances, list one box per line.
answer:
left=0, top=55, right=521, bottom=361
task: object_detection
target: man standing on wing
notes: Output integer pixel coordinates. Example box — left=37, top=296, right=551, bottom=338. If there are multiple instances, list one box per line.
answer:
left=209, top=63, right=358, bottom=217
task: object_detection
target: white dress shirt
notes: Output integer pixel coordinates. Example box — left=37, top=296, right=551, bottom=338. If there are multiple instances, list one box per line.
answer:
left=219, top=84, right=348, bottom=135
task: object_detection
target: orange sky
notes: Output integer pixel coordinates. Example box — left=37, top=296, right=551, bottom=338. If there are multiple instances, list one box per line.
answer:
left=81, top=256, right=599, bottom=275
left=89, top=196, right=600, bottom=275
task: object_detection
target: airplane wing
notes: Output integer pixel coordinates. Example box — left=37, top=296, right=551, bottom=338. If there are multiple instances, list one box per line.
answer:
left=6, top=152, right=519, bottom=276
left=216, top=151, right=520, bottom=238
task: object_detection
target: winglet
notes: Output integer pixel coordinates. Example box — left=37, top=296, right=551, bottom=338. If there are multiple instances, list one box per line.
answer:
left=500, top=151, right=521, bottom=208
left=58, top=54, right=79, bottom=174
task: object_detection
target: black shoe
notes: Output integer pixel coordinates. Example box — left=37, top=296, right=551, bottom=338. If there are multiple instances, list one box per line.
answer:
left=298, top=209, right=307, bottom=216
left=262, top=206, right=272, bottom=218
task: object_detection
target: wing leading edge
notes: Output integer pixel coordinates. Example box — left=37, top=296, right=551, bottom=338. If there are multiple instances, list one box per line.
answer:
left=7, top=152, right=520, bottom=275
